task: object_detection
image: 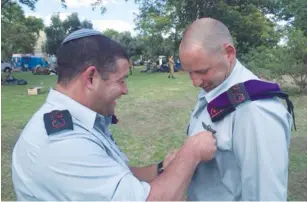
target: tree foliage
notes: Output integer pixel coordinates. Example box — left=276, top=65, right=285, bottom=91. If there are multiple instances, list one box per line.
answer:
left=103, top=29, right=143, bottom=57
left=279, top=29, right=307, bottom=90
left=3, top=0, right=305, bottom=90
left=134, top=0, right=282, bottom=58
left=1, top=0, right=39, bottom=11
left=243, top=28, right=307, bottom=91
left=1, top=2, right=44, bottom=60
left=103, top=28, right=175, bottom=61
left=44, top=13, right=93, bottom=55
left=277, top=0, right=307, bottom=36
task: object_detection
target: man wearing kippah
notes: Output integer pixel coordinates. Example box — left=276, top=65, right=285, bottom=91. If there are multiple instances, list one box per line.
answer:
left=11, top=29, right=217, bottom=201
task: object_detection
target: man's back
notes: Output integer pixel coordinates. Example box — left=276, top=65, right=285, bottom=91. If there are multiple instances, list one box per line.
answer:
left=187, top=60, right=292, bottom=200
left=12, top=105, right=48, bottom=200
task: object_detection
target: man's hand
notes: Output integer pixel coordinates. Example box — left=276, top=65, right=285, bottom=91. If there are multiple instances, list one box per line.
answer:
left=185, top=131, right=217, bottom=162
left=146, top=130, right=217, bottom=201
left=163, top=131, right=216, bottom=169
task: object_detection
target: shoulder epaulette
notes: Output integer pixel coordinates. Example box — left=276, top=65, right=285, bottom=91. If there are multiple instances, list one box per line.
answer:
left=207, top=79, right=296, bottom=130
left=43, top=110, right=74, bottom=135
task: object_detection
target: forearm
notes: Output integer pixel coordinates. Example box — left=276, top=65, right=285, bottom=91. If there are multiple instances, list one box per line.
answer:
left=146, top=144, right=199, bottom=201
left=130, top=149, right=179, bottom=183
left=129, top=164, right=157, bottom=183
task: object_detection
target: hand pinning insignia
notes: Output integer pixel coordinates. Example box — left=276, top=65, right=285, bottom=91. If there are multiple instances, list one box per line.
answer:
left=202, top=122, right=217, bottom=135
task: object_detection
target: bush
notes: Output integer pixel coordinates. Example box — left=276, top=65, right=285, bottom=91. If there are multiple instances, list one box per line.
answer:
left=242, top=28, right=307, bottom=92
left=242, top=46, right=281, bottom=80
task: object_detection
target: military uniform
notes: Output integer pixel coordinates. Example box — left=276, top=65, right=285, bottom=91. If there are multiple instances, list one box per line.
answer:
left=186, top=59, right=293, bottom=201
left=168, top=56, right=175, bottom=78
left=12, top=89, right=151, bottom=200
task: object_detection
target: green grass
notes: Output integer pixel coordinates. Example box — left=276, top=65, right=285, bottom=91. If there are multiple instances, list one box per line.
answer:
left=2, top=67, right=307, bottom=201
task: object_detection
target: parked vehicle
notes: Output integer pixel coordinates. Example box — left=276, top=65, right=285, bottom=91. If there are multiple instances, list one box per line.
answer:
left=12, top=54, right=49, bottom=71
left=133, top=59, right=144, bottom=66
left=1, top=60, right=12, bottom=72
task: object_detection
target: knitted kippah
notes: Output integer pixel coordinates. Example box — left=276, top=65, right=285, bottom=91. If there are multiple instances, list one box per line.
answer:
left=62, top=28, right=103, bottom=44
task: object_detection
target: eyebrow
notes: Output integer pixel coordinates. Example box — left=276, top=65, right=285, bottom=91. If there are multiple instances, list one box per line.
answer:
left=190, top=66, right=210, bottom=73
left=196, top=68, right=210, bottom=72
left=118, top=74, right=128, bottom=80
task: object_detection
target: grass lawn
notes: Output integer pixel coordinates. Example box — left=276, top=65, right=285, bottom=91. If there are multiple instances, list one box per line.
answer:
left=2, top=67, right=307, bottom=201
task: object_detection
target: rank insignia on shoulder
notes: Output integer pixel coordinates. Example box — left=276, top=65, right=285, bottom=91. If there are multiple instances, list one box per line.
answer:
left=207, top=79, right=296, bottom=130
left=43, top=110, right=74, bottom=135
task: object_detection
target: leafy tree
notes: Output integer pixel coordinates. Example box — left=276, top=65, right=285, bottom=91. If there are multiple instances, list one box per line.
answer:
left=138, top=34, right=173, bottom=60
left=134, top=0, right=282, bottom=58
left=62, top=13, right=93, bottom=34
left=242, top=28, right=307, bottom=92
left=1, top=0, right=39, bottom=11
left=103, top=29, right=121, bottom=41
left=1, top=2, right=44, bottom=60
left=277, top=0, right=307, bottom=36
left=24, top=16, right=45, bottom=34
left=44, top=15, right=66, bottom=55
left=44, top=13, right=93, bottom=55
left=279, top=29, right=307, bottom=91
left=103, top=29, right=144, bottom=57
left=80, top=20, right=93, bottom=29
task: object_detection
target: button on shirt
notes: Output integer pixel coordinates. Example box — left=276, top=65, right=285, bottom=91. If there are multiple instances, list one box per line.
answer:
left=186, top=59, right=292, bottom=201
left=12, top=89, right=151, bottom=201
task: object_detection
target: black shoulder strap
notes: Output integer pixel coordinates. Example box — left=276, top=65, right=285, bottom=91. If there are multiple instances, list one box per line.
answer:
left=44, top=110, right=74, bottom=135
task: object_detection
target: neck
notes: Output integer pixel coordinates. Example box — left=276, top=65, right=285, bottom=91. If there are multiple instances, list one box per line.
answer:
left=226, top=58, right=237, bottom=78
left=231, top=58, right=237, bottom=69
left=55, top=82, right=90, bottom=109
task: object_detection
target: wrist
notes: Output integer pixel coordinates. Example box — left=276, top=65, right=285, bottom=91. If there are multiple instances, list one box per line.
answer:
left=182, top=139, right=201, bottom=164
left=157, top=161, right=164, bottom=175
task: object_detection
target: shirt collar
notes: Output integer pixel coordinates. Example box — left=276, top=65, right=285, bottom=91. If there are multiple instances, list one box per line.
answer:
left=46, top=88, right=112, bottom=130
left=198, top=59, right=244, bottom=103
left=94, top=113, right=113, bottom=134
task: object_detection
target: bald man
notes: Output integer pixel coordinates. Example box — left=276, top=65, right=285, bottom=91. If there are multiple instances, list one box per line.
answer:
left=179, top=18, right=294, bottom=201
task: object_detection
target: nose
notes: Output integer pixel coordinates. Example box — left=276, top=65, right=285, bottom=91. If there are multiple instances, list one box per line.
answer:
left=190, top=73, right=203, bottom=87
left=122, top=84, right=128, bottom=95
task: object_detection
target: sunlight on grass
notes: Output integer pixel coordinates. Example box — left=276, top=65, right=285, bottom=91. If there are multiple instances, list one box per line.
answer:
left=1, top=70, right=307, bottom=201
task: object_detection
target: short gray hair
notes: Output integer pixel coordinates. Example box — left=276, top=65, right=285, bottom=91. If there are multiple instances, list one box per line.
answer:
left=182, top=18, right=234, bottom=53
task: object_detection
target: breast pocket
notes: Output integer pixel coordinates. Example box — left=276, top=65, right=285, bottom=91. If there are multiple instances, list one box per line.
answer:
left=188, top=109, right=234, bottom=152
left=213, top=115, right=234, bottom=151
left=213, top=116, right=241, bottom=198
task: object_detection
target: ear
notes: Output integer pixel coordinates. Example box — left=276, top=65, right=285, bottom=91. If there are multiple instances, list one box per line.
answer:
left=223, top=43, right=236, bottom=62
left=81, top=66, right=100, bottom=90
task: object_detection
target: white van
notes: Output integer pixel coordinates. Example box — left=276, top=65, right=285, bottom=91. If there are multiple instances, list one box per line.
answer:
left=1, top=60, right=12, bottom=72
left=157, top=56, right=167, bottom=66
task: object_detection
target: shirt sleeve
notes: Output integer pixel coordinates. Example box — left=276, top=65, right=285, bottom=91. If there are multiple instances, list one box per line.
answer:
left=34, top=136, right=151, bottom=201
left=233, top=99, right=292, bottom=201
